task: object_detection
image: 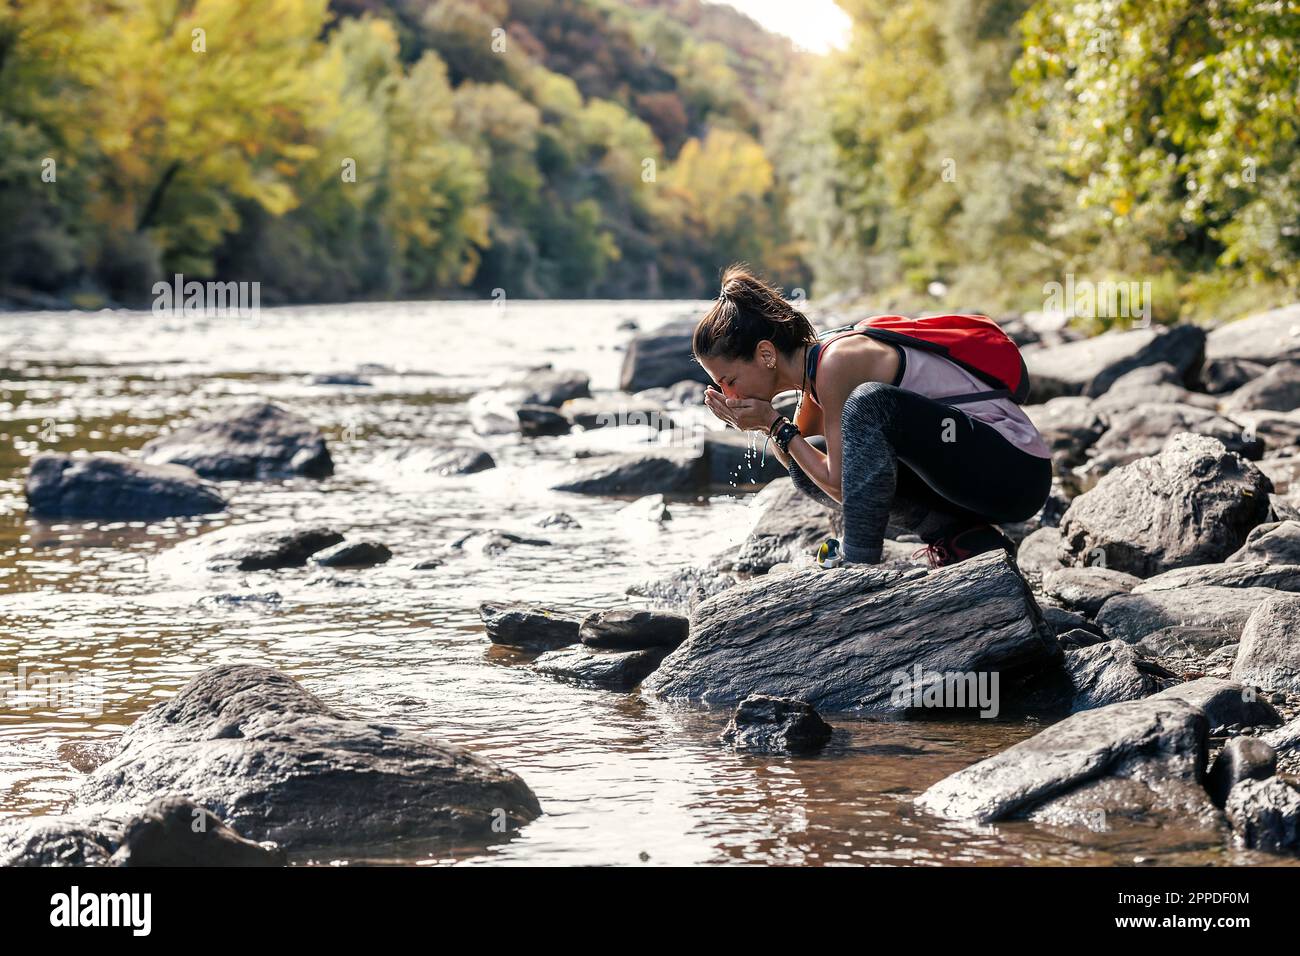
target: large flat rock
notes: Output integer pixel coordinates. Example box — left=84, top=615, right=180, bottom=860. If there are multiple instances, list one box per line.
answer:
left=141, top=401, right=333, bottom=479
left=1206, top=303, right=1300, bottom=365
left=25, top=452, right=226, bottom=519
left=643, top=551, right=1060, bottom=713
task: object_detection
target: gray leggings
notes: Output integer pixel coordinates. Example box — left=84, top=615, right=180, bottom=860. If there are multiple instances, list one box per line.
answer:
left=787, top=382, right=1052, bottom=562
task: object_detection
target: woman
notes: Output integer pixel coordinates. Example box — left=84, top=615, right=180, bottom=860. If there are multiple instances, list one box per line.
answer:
left=694, top=265, right=1053, bottom=568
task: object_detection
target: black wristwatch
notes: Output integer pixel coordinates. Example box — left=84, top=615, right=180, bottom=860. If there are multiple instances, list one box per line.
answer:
left=773, top=419, right=801, bottom=453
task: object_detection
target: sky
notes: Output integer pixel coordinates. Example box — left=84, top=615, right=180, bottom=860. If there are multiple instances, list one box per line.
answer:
left=706, top=0, right=853, bottom=54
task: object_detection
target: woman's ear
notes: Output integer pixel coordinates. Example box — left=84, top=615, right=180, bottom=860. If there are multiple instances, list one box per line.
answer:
left=756, top=339, right=777, bottom=370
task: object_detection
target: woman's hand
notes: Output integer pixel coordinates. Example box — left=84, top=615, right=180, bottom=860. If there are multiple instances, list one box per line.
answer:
left=704, top=387, right=779, bottom=432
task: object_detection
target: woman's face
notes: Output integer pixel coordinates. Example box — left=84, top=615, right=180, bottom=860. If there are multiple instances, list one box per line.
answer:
left=697, top=345, right=778, bottom=401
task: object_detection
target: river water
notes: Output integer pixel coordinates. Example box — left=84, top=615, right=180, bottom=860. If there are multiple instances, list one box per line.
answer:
left=0, top=300, right=1285, bottom=866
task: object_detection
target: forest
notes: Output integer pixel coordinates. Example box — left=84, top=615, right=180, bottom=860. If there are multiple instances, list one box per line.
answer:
left=0, top=0, right=1297, bottom=320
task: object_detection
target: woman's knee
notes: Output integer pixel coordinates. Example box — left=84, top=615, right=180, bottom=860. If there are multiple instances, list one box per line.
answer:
left=841, top=380, right=901, bottom=431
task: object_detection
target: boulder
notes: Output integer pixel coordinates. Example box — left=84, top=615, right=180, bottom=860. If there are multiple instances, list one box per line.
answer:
left=516, top=404, right=571, bottom=437
left=619, top=320, right=712, bottom=392
left=1207, top=737, right=1276, bottom=807
left=1224, top=777, right=1300, bottom=853
left=626, top=561, right=738, bottom=614
left=1058, top=434, right=1272, bottom=577
left=1023, top=397, right=1105, bottom=467
left=141, top=401, right=333, bottom=479
left=156, top=521, right=344, bottom=573
left=1205, top=303, right=1300, bottom=366
left=1221, top=361, right=1300, bottom=412
left=1256, top=455, right=1300, bottom=495
left=1263, top=717, right=1300, bottom=757
left=512, top=367, right=590, bottom=407
left=550, top=451, right=703, bottom=495
left=1231, top=596, right=1300, bottom=693
left=391, top=445, right=495, bottom=476
left=634, top=379, right=708, bottom=408
left=479, top=601, right=582, bottom=650
left=1064, top=641, right=1160, bottom=712
left=74, top=666, right=541, bottom=851
left=1042, top=567, right=1141, bottom=617
left=1075, top=404, right=1261, bottom=480
left=579, top=609, right=689, bottom=651
left=532, top=645, right=667, bottom=690
left=312, top=540, right=392, bottom=568
left=25, top=452, right=226, bottom=519
left=0, top=813, right=117, bottom=866
left=1015, top=526, right=1068, bottom=580
left=1138, top=626, right=1249, bottom=661
left=1202, top=357, right=1269, bottom=394
left=915, top=697, right=1212, bottom=825
left=1025, top=325, right=1205, bottom=401
left=1090, top=364, right=1218, bottom=417
left=1228, top=408, right=1300, bottom=453
left=1150, top=676, right=1280, bottom=731
left=110, top=796, right=285, bottom=866
left=1227, top=520, right=1300, bottom=564
left=720, top=695, right=833, bottom=754
left=644, top=552, right=1060, bottom=713
left=1132, top=561, right=1300, bottom=593
left=732, top=477, right=838, bottom=574
left=1096, top=587, right=1282, bottom=647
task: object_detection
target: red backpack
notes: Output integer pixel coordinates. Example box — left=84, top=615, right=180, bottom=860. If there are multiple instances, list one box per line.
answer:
left=808, top=314, right=1031, bottom=405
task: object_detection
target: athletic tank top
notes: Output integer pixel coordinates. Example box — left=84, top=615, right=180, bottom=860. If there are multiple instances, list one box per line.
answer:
left=805, top=339, right=1051, bottom=459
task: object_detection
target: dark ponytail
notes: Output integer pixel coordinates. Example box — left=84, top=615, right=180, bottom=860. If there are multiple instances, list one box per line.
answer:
left=693, top=264, right=817, bottom=363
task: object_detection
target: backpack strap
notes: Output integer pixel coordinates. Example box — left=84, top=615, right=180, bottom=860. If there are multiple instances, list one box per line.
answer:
left=806, top=327, right=866, bottom=404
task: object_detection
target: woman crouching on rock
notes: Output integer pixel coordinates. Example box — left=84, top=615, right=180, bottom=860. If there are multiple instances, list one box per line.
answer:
left=694, top=265, right=1053, bottom=568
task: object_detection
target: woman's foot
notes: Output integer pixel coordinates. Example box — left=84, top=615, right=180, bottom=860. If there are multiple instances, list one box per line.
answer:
left=912, top=524, right=1014, bottom=568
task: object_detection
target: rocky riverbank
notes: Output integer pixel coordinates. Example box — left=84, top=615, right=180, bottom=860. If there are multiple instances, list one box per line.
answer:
left=4, top=300, right=1300, bottom=864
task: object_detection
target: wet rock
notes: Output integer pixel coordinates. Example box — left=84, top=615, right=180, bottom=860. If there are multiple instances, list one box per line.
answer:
left=57, top=740, right=117, bottom=773
left=1065, top=641, right=1159, bottom=712
left=1150, top=676, right=1280, bottom=732
left=411, top=557, right=444, bottom=570
left=1042, top=606, right=1102, bottom=641
left=534, top=511, right=580, bottom=529
left=720, top=695, right=833, bottom=754
left=1207, top=737, right=1276, bottom=807
left=159, top=521, right=344, bottom=572
left=1132, top=561, right=1300, bottom=593
left=513, top=367, right=591, bottom=407
left=1263, top=717, right=1300, bottom=757
left=644, top=552, right=1059, bottom=713
left=74, top=665, right=541, bottom=850
left=1023, top=397, right=1105, bottom=467
left=1137, top=626, right=1242, bottom=660
left=701, top=430, right=787, bottom=486
left=619, top=494, right=671, bottom=523
left=1221, top=360, right=1300, bottom=412
left=25, top=452, right=226, bottom=519
left=1224, top=776, right=1300, bottom=853
left=620, top=320, right=712, bottom=392
left=393, top=445, right=495, bottom=476
left=915, top=697, right=1211, bottom=824
left=479, top=601, right=582, bottom=650
left=550, top=451, right=703, bottom=495
left=1095, top=586, right=1281, bottom=646
left=1205, top=303, right=1300, bottom=367
left=563, top=396, right=674, bottom=431
left=1271, top=494, right=1300, bottom=522
left=517, top=404, right=571, bottom=437
left=111, top=796, right=285, bottom=866
left=635, top=379, right=708, bottom=408
left=1058, top=434, right=1272, bottom=577
left=1257, top=455, right=1300, bottom=495
left=449, top=529, right=551, bottom=557
left=579, top=608, right=689, bottom=651
left=532, top=645, right=667, bottom=690
left=1015, top=526, right=1067, bottom=580
left=196, top=590, right=283, bottom=610
left=0, top=813, right=117, bottom=866
left=626, top=561, right=738, bottom=614
left=141, top=401, right=333, bottom=479
left=1025, top=325, right=1205, bottom=402
left=1232, top=596, right=1300, bottom=694
left=1075, top=404, right=1261, bottom=480
left=1227, top=520, right=1300, bottom=564
left=1042, top=567, right=1140, bottom=617
left=733, top=477, right=838, bottom=574
left=312, top=540, right=392, bottom=568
